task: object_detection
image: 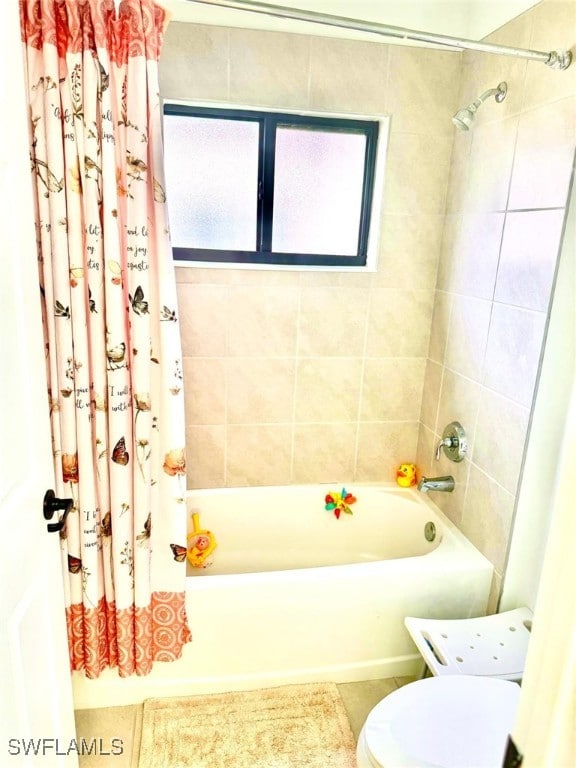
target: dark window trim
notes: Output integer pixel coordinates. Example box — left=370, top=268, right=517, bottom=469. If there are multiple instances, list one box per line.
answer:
left=163, top=103, right=380, bottom=268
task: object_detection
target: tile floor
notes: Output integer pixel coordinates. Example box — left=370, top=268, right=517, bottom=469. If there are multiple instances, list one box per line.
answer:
left=74, top=676, right=414, bottom=766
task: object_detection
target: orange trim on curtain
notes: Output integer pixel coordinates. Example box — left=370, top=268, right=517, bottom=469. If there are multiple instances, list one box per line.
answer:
left=67, top=592, right=191, bottom=678
left=19, top=0, right=168, bottom=63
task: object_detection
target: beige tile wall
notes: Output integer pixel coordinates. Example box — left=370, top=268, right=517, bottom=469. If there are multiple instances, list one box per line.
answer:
left=159, top=4, right=576, bottom=600
left=418, top=0, right=576, bottom=598
left=160, top=23, right=460, bottom=489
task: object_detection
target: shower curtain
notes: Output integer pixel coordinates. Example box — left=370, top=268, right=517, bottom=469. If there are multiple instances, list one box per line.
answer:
left=19, top=0, right=191, bottom=677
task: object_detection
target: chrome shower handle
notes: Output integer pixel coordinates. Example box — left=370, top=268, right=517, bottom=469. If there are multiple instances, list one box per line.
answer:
left=435, top=436, right=455, bottom=460
left=435, top=422, right=468, bottom=463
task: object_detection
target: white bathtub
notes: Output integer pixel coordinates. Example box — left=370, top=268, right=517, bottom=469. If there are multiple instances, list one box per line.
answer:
left=72, top=483, right=493, bottom=709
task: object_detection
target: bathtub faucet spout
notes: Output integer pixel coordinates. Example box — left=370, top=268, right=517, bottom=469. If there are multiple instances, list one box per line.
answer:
left=418, top=475, right=455, bottom=494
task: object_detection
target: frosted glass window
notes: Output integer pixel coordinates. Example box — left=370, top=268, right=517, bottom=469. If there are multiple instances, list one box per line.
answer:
left=163, top=104, right=380, bottom=267
left=272, top=127, right=366, bottom=256
left=163, top=114, right=259, bottom=251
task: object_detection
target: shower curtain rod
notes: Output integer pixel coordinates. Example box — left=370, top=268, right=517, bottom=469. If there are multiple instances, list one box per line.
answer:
left=186, top=0, right=572, bottom=70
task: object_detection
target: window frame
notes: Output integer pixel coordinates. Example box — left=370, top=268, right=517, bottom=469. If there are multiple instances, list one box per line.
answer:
left=163, top=103, right=380, bottom=268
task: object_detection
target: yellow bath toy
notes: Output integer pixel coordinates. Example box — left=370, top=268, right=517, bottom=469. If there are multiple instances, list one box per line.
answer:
left=396, top=463, right=417, bottom=488
left=187, top=512, right=217, bottom=568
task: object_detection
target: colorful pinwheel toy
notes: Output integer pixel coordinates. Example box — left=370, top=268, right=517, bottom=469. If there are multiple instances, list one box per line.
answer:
left=324, top=488, right=357, bottom=519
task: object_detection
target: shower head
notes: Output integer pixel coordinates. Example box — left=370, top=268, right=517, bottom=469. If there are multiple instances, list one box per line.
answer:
left=452, top=82, right=507, bottom=131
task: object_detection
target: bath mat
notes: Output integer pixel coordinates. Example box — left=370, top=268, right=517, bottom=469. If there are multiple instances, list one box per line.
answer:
left=138, top=682, right=357, bottom=768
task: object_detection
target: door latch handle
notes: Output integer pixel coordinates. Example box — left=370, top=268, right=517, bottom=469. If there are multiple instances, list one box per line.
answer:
left=43, top=489, right=73, bottom=533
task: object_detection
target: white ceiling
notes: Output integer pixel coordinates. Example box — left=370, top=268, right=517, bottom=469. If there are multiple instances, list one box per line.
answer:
left=162, top=0, right=540, bottom=44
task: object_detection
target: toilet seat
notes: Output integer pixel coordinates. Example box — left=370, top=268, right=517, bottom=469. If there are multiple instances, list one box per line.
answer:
left=358, top=675, right=520, bottom=768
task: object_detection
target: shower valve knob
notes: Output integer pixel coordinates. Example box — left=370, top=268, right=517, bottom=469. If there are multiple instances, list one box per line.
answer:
left=435, top=422, right=467, bottom=463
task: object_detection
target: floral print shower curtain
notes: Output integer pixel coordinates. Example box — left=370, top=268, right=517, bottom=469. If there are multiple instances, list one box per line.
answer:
left=19, top=0, right=191, bottom=677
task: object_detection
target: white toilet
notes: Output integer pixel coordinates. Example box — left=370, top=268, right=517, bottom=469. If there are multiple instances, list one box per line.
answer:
left=356, top=675, right=520, bottom=768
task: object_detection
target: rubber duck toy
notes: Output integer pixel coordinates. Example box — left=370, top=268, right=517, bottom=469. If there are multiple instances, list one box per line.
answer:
left=396, top=463, right=417, bottom=488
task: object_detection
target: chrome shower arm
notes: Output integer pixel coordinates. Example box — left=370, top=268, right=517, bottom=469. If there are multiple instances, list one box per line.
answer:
left=468, top=83, right=507, bottom=114
left=466, top=89, right=496, bottom=117
left=476, top=87, right=500, bottom=104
